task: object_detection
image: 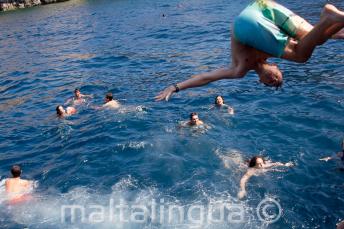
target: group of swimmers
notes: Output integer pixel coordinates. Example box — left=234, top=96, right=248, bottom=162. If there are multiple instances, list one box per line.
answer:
left=5, top=139, right=343, bottom=204
left=3, top=1, right=344, bottom=227
left=182, top=96, right=234, bottom=128
left=55, top=88, right=120, bottom=117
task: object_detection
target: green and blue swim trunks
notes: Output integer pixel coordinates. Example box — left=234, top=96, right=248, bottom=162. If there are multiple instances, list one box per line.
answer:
left=234, top=1, right=301, bottom=57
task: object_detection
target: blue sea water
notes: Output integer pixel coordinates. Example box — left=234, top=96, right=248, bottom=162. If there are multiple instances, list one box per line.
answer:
left=0, top=0, right=343, bottom=228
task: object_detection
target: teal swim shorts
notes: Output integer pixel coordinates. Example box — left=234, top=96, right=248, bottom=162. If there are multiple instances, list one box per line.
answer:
left=234, top=1, right=300, bottom=57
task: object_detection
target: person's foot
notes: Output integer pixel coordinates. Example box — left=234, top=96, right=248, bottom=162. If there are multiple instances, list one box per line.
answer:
left=321, top=4, right=344, bottom=23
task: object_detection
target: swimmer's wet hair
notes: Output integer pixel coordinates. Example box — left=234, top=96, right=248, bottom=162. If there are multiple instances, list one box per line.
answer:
left=190, top=112, right=198, bottom=119
left=74, top=88, right=80, bottom=93
left=248, top=156, right=265, bottom=168
left=56, top=105, right=63, bottom=116
left=215, top=95, right=224, bottom=105
left=11, top=165, right=21, bottom=178
left=106, top=93, right=113, bottom=101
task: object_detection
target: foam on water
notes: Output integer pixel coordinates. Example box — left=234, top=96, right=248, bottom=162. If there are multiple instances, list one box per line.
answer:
left=0, top=176, right=273, bottom=229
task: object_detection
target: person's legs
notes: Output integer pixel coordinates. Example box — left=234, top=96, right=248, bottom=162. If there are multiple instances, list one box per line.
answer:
left=282, top=4, right=344, bottom=63
left=329, top=25, right=344, bottom=39
left=288, top=14, right=344, bottom=40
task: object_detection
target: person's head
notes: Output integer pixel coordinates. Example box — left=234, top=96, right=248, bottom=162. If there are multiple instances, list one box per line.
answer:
left=215, top=95, right=224, bottom=106
left=257, top=63, right=283, bottom=88
left=74, top=88, right=81, bottom=99
left=341, top=139, right=344, bottom=152
left=11, top=165, right=21, bottom=178
left=248, top=156, right=265, bottom=168
left=56, top=105, right=65, bottom=117
left=105, top=93, right=113, bottom=103
left=189, top=112, right=199, bottom=125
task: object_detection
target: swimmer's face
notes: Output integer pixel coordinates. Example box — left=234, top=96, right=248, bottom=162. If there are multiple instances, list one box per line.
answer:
left=190, top=115, right=199, bottom=125
left=216, top=96, right=224, bottom=105
left=255, top=158, right=265, bottom=168
left=75, top=90, right=81, bottom=99
left=258, top=64, right=283, bottom=88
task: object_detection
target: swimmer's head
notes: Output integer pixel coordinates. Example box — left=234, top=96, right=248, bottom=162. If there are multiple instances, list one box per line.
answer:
left=248, top=156, right=265, bottom=168
left=189, top=112, right=199, bottom=126
left=74, top=88, right=81, bottom=99
left=341, top=139, right=344, bottom=152
left=257, top=63, right=283, bottom=88
left=105, top=93, right=113, bottom=102
left=215, top=95, right=224, bottom=106
left=11, top=165, right=21, bottom=178
left=56, top=105, right=65, bottom=117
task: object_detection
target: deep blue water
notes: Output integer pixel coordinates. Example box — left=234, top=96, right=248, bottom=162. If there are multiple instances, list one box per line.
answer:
left=0, top=0, right=343, bottom=228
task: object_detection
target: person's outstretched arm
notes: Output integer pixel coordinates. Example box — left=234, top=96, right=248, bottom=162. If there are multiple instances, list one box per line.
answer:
left=264, top=161, right=294, bottom=168
left=64, top=98, right=72, bottom=106
left=82, top=94, right=94, bottom=99
left=155, top=67, right=247, bottom=101
left=320, top=152, right=343, bottom=162
left=319, top=156, right=333, bottom=162
left=238, top=170, right=253, bottom=199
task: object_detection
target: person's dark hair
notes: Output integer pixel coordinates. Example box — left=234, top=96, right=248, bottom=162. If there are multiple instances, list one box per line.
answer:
left=106, top=93, right=113, bottom=101
left=11, top=165, right=21, bottom=178
left=215, top=95, right=224, bottom=105
left=56, top=105, right=63, bottom=116
left=190, top=112, right=198, bottom=120
left=248, top=156, right=264, bottom=168
left=274, top=80, right=283, bottom=90
left=74, top=88, right=80, bottom=93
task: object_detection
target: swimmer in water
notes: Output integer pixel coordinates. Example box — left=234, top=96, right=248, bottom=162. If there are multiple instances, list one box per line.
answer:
left=214, top=95, right=234, bottom=114
left=56, top=105, right=77, bottom=117
left=155, top=2, right=344, bottom=101
left=65, top=88, right=93, bottom=106
left=5, top=165, right=33, bottom=204
left=238, top=156, right=294, bottom=199
left=102, top=92, right=120, bottom=109
left=187, top=112, right=204, bottom=126
left=319, top=139, right=344, bottom=163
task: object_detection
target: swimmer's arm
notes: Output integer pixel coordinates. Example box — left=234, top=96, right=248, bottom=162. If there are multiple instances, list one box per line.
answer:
left=5, top=179, right=10, bottom=192
left=82, top=94, right=93, bottom=99
left=265, top=162, right=294, bottom=168
left=24, top=180, right=33, bottom=188
left=64, top=98, right=72, bottom=105
left=155, top=67, right=247, bottom=101
left=319, top=156, right=333, bottom=162
left=320, top=152, right=343, bottom=161
left=238, top=171, right=253, bottom=199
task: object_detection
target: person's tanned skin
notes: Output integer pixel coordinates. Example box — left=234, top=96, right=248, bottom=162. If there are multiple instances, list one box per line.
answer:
left=5, top=165, right=32, bottom=203
left=155, top=3, right=344, bottom=101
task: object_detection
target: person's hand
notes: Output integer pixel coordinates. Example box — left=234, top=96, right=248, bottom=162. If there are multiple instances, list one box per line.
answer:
left=285, top=162, right=294, bottom=167
left=237, top=190, right=247, bottom=199
left=319, top=157, right=331, bottom=162
left=155, top=85, right=176, bottom=101
left=228, top=107, right=234, bottom=115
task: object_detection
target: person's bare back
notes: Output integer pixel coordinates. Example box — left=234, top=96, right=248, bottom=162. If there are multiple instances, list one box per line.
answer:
left=5, top=165, right=32, bottom=204
left=5, top=178, right=30, bottom=194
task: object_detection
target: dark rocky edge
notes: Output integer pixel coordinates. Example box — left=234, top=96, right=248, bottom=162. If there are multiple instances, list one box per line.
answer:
left=0, top=0, right=70, bottom=11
